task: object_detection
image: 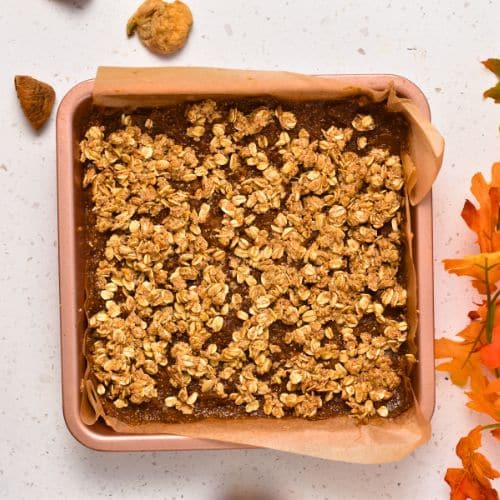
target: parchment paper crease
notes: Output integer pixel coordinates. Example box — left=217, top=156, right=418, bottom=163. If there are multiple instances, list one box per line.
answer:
left=81, top=67, right=443, bottom=463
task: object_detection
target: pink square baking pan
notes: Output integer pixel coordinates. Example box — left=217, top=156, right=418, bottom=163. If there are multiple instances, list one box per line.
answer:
left=57, top=74, right=435, bottom=452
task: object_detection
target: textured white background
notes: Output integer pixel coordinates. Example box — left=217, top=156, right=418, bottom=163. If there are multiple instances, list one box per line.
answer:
left=0, top=0, right=499, bottom=499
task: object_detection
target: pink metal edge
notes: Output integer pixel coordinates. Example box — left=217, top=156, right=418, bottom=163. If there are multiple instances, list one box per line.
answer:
left=57, top=74, right=435, bottom=453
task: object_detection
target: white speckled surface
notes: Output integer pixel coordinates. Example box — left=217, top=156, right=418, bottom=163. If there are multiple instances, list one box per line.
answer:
left=0, top=0, right=499, bottom=498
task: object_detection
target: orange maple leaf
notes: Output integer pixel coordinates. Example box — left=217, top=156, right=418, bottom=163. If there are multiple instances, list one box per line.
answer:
left=461, top=163, right=500, bottom=253
left=443, top=252, right=500, bottom=293
left=445, top=426, right=500, bottom=500
left=485, top=378, right=500, bottom=393
left=473, top=301, right=500, bottom=328
left=481, top=326, right=500, bottom=369
left=482, top=59, right=500, bottom=104
left=436, top=341, right=486, bottom=392
left=466, top=378, right=500, bottom=422
left=446, top=469, right=499, bottom=500
left=446, top=468, right=499, bottom=500
left=436, top=320, right=488, bottom=391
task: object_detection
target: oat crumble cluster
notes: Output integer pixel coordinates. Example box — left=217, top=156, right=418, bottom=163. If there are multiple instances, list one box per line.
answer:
left=80, top=99, right=412, bottom=421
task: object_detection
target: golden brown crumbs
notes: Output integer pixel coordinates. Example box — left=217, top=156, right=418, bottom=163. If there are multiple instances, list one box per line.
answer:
left=80, top=99, right=410, bottom=421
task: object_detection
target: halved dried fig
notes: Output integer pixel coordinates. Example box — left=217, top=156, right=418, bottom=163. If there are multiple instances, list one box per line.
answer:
left=127, top=0, right=193, bottom=55
left=15, top=76, right=55, bottom=130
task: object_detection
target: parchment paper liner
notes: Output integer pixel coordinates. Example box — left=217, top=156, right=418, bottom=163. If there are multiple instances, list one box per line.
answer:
left=81, top=67, right=443, bottom=463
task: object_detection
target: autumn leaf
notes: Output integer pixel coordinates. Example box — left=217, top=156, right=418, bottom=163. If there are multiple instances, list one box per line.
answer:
left=481, top=326, right=500, bottom=369
left=461, top=163, right=500, bottom=253
left=466, top=388, right=500, bottom=422
left=443, top=252, right=500, bottom=293
left=471, top=301, right=500, bottom=336
left=456, top=427, right=499, bottom=488
left=483, top=58, right=500, bottom=104
left=435, top=298, right=500, bottom=415
left=484, top=85, right=500, bottom=104
left=446, top=468, right=499, bottom=500
left=485, top=378, right=500, bottom=394
left=483, top=59, right=500, bottom=77
left=435, top=315, right=492, bottom=390
left=436, top=337, right=486, bottom=392
left=467, top=378, right=500, bottom=422
left=441, top=79, right=500, bottom=498
left=445, top=426, right=500, bottom=499
left=443, top=164, right=500, bottom=291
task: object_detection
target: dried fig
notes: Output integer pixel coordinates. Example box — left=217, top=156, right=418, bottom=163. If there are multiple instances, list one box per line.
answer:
left=127, top=0, right=193, bottom=55
left=15, top=76, right=55, bottom=130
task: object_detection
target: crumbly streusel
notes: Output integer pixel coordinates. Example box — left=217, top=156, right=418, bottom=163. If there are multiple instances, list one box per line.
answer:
left=80, top=98, right=413, bottom=422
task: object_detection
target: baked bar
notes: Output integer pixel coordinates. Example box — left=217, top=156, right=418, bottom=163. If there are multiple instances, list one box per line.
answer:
left=79, top=97, right=413, bottom=425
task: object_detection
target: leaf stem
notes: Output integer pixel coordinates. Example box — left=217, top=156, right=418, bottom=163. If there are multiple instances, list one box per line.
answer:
left=482, top=423, right=500, bottom=431
left=484, top=258, right=495, bottom=344
left=463, top=324, right=485, bottom=367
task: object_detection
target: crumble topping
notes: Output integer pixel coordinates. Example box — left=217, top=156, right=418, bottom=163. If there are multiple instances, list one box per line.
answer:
left=80, top=99, right=411, bottom=420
